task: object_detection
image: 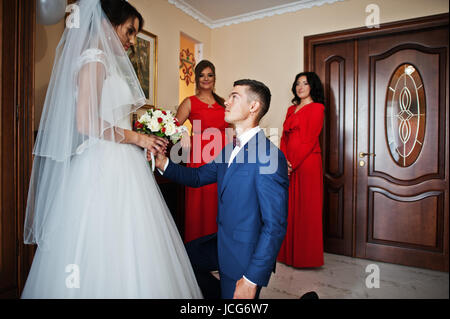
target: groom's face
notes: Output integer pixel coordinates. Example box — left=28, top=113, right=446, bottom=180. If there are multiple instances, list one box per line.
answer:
left=224, top=85, right=251, bottom=125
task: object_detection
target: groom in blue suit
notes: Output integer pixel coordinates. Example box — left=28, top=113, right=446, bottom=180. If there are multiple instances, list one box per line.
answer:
left=155, top=79, right=289, bottom=299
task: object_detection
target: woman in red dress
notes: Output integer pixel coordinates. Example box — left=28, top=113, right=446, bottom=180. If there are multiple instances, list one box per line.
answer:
left=278, top=72, right=325, bottom=268
left=175, top=60, right=229, bottom=243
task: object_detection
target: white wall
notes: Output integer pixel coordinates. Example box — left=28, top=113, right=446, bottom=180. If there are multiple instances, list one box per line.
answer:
left=210, top=0, right=449, bottom=144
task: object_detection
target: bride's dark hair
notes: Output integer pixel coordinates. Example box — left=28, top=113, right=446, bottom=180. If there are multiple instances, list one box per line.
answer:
left=100, top=0, right=144, bottom=31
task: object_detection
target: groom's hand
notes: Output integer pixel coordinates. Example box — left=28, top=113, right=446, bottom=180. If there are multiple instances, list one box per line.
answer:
left=153, top=151, right=168, bottom=172
left=233, top=278, right=257, bottom=299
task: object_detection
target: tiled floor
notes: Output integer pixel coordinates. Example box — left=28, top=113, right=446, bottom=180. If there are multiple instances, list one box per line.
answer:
left=260, top=253, right=449, bottom=299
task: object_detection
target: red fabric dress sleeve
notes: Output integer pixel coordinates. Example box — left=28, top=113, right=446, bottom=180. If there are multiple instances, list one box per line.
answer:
left=280, top=133, right=287, bottom=156
left=280, top=106, right=293, bottom=156
left=290, top=103, right=325, bottom=171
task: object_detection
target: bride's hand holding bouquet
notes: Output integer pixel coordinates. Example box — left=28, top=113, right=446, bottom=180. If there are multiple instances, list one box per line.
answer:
left=134, top=131, right=168, bottom=155
left=134, top=107, right=186, bottom=171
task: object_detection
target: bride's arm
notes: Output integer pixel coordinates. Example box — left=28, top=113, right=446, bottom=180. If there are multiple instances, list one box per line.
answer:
left=76, top=61, right=168, bottom=154
left=76, top=61, right=104, bottom=137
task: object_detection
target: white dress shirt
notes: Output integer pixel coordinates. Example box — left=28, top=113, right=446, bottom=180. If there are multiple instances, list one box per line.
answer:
left=228, top=126, right=261, bottom=167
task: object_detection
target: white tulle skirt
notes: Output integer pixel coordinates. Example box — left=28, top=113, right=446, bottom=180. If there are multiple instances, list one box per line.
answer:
left=21, top=140, right=203, bottom=299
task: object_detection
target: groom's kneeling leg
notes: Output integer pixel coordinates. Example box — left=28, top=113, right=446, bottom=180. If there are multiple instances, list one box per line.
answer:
left=185, top=233, right=220, bottom=299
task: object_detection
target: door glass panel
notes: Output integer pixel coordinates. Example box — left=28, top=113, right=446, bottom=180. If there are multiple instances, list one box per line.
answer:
left=386, top=64, right=426, bottom=167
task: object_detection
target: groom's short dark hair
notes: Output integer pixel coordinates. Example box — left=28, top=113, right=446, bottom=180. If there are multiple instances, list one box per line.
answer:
left=234, top=79, right=271, bottom=122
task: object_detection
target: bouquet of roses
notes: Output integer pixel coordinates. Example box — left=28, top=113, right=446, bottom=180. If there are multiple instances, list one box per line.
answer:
left=134, top=107, right=185, bottom=171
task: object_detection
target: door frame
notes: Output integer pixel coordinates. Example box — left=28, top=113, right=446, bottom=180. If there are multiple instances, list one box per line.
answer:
left=0, top=0, right=35, bottom=298
left=304, top=13, right=449, bottom=269
left=17, top=0, right=36, bottom=295
left=305, top=14, right=448, bottom=58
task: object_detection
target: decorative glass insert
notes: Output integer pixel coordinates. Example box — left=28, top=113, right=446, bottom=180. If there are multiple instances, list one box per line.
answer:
left=386, top=64, right=426, bottom=167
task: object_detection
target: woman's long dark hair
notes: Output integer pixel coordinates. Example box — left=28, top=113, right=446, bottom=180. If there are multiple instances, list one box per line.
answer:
left=101, top=0, right=144, bottom=31
left=195, top=60, right=225, bottom=107
left=291, top=72, right=325, bottom=105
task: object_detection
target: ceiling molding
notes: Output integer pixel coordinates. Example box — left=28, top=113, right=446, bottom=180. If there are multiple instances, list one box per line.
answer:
left=168, top=0, right=345, bottom=29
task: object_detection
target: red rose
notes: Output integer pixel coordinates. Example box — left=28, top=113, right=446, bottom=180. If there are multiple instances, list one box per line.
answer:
left=162, top=111, right=167, bottom=115
left=158, top=117, right=163, bottom=123
left=162, top=127, right=166, bottom=133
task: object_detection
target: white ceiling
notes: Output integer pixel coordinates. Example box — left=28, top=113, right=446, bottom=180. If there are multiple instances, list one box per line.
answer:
left=182, top=0, right=305, bottom=21
left=168, top=0, right=344, bottom=28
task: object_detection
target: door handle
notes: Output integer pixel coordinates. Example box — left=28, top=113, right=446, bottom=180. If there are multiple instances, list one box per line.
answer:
left=359, top=152, right=376, bottom=158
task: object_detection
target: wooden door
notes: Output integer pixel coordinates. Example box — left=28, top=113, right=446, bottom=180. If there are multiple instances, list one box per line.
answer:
left=1, top=0, right=18, bottom=299
left=312, top=40, right=356, bottom=257
left=305, top=13, right=449, bottom=271
left=0, top=0, right=35, bottom=298
left=356, top=24, right=449, bottom=271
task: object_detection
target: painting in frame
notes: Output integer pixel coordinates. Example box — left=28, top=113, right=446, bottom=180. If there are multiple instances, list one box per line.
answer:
left=128, top=29, right=158, bottom=109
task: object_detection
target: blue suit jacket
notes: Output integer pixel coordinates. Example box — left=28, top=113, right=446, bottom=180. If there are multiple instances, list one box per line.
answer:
left=163, top=130, right=289, bottom=286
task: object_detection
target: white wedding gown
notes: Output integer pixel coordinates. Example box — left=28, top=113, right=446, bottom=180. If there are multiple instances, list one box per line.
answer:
left=22, top=53, right=203, bottom=299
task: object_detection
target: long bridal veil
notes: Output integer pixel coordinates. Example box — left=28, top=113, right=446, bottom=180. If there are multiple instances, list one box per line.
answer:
left=25, top=0, right=145, bottom=248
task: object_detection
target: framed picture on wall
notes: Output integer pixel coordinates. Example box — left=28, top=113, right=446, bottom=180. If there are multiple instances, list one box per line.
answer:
left=128, top=29, right=158, bottom=107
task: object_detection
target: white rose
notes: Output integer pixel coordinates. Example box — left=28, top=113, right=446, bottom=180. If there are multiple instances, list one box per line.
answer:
left=165, top=122, right=177, bottom=136
left=153, top=110, right=163, bottom=118
left=162, top=114, right=172, bottom=125
left=148, top=117, right=161, bottom=132
left=139, top=113, right=151, bottom=124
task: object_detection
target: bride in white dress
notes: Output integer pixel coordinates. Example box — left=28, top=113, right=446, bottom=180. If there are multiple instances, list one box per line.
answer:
left=21, top=0, right=202, bottom=298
